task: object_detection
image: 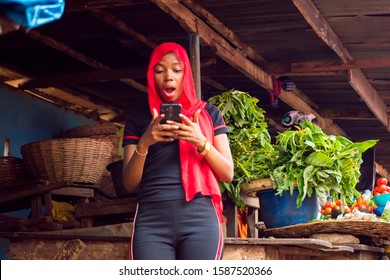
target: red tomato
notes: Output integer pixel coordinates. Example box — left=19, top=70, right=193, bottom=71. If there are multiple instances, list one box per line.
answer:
left=324, top=200, right=333, bottom=208
left=323, top=207, right=332, bottom=215
left=332, top=204, right=340, bottom=211
left=357, top=196, right=366, bottom=206
left=377, top=177, right=388, bottom=186
left=376, top=184, right=388, bottom=194
left=335, top=199, right=342, bottom=206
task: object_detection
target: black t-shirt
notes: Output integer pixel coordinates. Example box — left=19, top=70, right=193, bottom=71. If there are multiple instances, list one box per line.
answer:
left=123, top=103, right=228, bottom=202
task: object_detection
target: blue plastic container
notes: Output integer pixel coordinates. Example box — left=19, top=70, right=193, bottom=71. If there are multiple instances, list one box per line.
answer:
left=257, top=188, right=319, bottom=228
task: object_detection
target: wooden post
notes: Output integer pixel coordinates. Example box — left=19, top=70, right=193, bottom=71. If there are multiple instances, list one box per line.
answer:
left=189, top=33, right=201, bottom=100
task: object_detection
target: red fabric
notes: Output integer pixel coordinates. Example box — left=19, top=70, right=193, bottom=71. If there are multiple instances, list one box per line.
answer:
left=147, top=42, right=224, bottom=223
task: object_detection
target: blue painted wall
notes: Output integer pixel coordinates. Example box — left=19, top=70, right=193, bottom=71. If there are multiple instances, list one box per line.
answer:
left=0, top=88, right=97, bottom=259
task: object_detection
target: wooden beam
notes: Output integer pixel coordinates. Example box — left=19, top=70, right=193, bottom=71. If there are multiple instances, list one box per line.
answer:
left=315, top=108, right=376, bottom=120
left=23, top=28, right=147, bottom=93
left=1, top=67, right=119, bottom=121
left=292, top=57, right=390, bottom=72
left=152, top=0, right=345, bottom=137
left=189, top=33, right=202, bottom=99
left=89, top=9, right=157, bottom=49
left=292, top=0, right=353, bottom=63
left=268, top=57, right=390, bottom=76
left=7, top=66, right=146, bottom=89
left=349, top=69, right=389, bottom=131
left=65, top=0, right=149, bottom=12
left=181, top=0, right=267, bottom=66
left=201, top=77, right=228, bottom=91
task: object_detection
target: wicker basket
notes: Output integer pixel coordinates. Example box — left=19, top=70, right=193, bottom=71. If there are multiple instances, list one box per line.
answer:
left=60, top=123, right=118, bottom=138
left=21, top=138, right=113, bottom=184
left=59, top=123, right=121, bottom=162
left=0, top=156, right=29, bottom=186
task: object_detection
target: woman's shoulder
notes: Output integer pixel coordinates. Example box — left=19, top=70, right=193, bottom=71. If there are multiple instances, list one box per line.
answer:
left=204, top=103, right=221, bottom=114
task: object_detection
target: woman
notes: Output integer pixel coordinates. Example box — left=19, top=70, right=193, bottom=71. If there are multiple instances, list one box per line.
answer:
left=122, top=42, right=234, bottom=260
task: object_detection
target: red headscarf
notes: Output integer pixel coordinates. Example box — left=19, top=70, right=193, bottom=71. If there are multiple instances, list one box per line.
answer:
left=147, top=42, right=224, bottom=223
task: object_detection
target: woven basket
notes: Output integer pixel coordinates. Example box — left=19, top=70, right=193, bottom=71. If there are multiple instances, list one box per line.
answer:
left=59, top=123, right=120, bottom=162
left=60, top=123, right=118, bottom=138
left=0, top=156, right=29, bottom=186
left=21, top=138, right=113, bottom=184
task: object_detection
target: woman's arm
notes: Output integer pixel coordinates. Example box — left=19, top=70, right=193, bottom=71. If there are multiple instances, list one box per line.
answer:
left=122, top=143, right=148, bottom=193
left=202, top=133, right=234, bottom=183
left=122, top=108, right=180, bottom=192
left=173, top=110, right=234, bottom=183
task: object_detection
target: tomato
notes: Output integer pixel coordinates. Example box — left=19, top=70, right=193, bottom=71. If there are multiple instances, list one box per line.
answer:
left=324, top=200, right=333, bottom=208
left=367, top=205, right=374, bottom=213
left=344, top=206, right=351, bottom=213
left=357, top=196, right=366, bottom=206
left=332, top=204, right=340, bottom=211
left=323, top=207, right=332, bottom=215
left=376, top=184, right=387, bottom=194
left=376, top=177, right=388, bottom=186
left=335, top=199, right=342, bottom=206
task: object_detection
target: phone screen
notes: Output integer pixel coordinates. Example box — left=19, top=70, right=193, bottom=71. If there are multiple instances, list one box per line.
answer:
left=160, top=103, right=182, bottom=124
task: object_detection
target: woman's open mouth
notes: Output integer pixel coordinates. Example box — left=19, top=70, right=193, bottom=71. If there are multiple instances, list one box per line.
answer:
left=164, top=87, right=176, bottom=96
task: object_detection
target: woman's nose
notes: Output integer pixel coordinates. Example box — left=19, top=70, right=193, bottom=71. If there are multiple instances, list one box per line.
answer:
left=165, top=70, right=174, bottom=80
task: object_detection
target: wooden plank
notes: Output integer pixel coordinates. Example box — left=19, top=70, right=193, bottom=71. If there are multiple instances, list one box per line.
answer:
left=24, top=29, right=147, bottom=93
left=0, top=182, right=67, bottom=204
left=349, top=69, right=389, bottom=130
left=181, top=0, right=267, bottom=65
left=75, top=198, right=137, bottom=218
left=292, top=0, right=353, bottom=63
left=51, top=186, right=95, bottom=197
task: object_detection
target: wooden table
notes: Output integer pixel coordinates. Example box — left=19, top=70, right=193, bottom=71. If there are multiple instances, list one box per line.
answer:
left=0, top=180, right=96, bottom=231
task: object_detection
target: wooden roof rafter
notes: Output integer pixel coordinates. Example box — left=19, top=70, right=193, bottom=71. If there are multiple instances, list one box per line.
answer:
left=292, top=0, right=390, bottom=178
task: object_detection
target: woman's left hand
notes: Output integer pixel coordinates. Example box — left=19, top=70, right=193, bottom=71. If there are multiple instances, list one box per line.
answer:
left=168, top=110, right=206, bottom=151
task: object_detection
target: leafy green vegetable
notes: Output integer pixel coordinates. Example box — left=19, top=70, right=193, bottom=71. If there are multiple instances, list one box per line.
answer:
left=208, top=88, right=378, bottom=211
left=270, top=122, right=378, bottom=207
left=208, top=89, right=275, bottom=209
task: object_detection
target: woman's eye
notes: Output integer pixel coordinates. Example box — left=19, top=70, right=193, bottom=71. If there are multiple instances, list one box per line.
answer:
left=174, top=69, right=183, bottom=73
left=155, top=69, right=164, bottom=74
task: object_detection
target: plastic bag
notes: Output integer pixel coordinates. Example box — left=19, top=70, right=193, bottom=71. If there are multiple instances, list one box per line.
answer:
left=0, top=0, right=64, bottom=28
left=381, top=201, right=390, bottom=222
left=51, top=200, right=76, bottom=222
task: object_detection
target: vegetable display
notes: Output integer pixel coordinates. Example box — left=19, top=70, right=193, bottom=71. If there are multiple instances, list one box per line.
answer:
left=209, top=88, right=378, bottom=211
left=270, top=121, right=378, bottom=207
left=208, top=89, right=274, bottom=209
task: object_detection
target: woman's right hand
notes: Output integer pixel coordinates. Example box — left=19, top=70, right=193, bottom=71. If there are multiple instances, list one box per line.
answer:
left=138, top=108, right=180, bottom=148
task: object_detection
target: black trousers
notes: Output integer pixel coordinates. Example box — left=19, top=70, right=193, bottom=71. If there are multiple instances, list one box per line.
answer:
left=130, top=196, right=223, bottom=260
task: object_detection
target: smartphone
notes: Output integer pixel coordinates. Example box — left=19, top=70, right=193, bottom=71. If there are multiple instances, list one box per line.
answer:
left=160, top=103, right=182, bottom=124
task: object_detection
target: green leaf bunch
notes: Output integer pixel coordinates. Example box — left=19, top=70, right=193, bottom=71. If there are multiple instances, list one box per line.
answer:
left=208, top=89, right=275, bottom=209
left=270, top=121, right=378, bottom=207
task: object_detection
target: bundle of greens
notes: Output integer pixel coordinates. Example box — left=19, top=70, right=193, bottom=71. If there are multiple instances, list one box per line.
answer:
left=208, top=89, right=275, bottom=208
left=270, top=121, right=378, bottom=207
